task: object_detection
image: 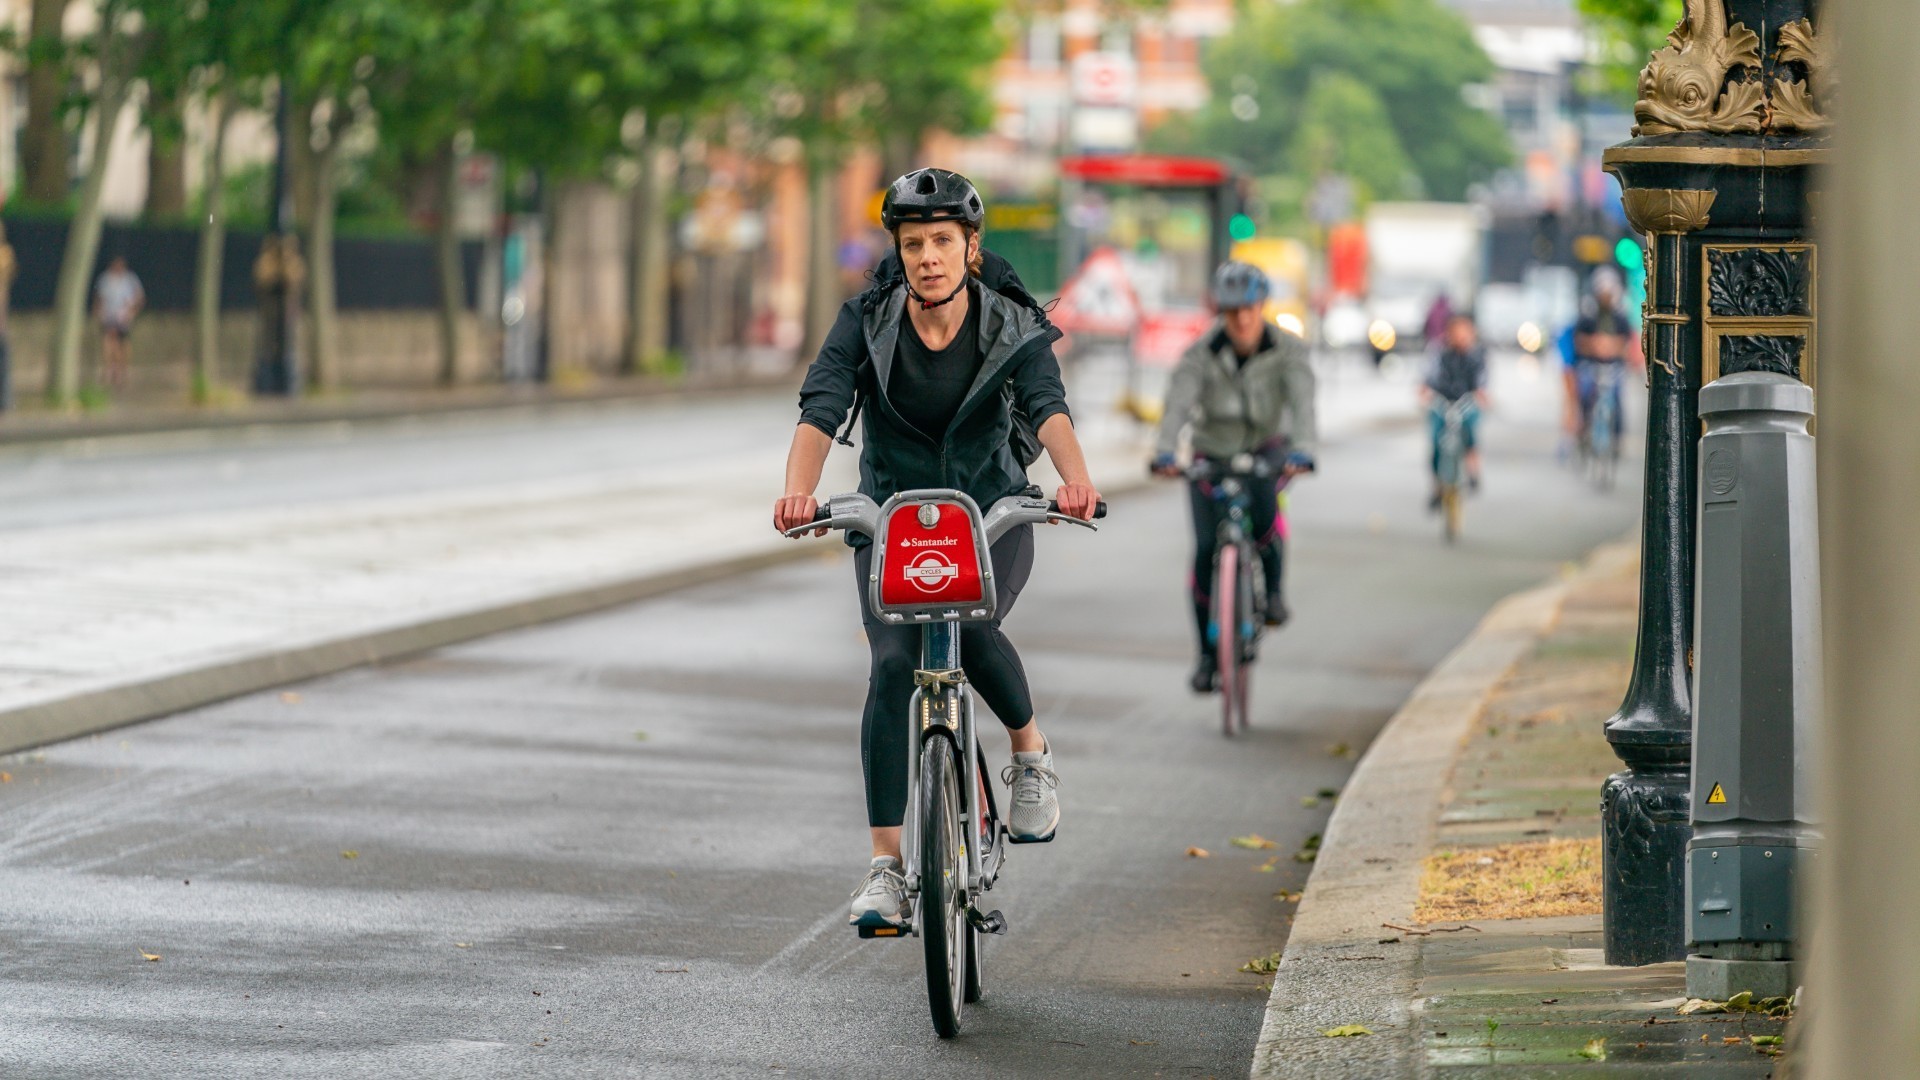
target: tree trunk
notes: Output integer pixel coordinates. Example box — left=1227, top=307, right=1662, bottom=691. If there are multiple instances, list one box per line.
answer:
left=623, top=132, right=671, bottom=375
left=288, top=94, right=316, bottom=233
left=801, top=154, right=841, bottom=360
left=435, top=139, right=466, bottom=386
left=143, top=90, right=187, bottom=220
left=191, top=90, right=233, bottom=403
left=46, top=55, right=131, bottom=407
left=304, top=132, right=341, bottom=393
left=22, top=0, right=71, bottom=205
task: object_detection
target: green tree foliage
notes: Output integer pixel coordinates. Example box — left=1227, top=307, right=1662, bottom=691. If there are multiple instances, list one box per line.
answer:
left=1172, top=0, right=1511, bottom=216
left=1576, top=0, right=1684, bottom=99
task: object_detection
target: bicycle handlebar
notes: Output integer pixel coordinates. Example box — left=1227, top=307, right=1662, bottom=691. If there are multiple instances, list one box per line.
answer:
left=782, top=492, right=1106, bottom=542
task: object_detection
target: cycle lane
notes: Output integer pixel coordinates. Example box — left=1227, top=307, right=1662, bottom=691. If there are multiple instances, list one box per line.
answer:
left=0, top=353, right=1644, bottom=1077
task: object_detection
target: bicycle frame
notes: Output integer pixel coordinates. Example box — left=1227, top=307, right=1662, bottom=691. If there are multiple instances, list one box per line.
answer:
left=900, top=624, right=1001, bottom=911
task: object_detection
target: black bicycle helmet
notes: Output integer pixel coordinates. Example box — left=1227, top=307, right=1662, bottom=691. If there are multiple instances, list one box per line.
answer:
left=881, top=168, right=985, bottom=231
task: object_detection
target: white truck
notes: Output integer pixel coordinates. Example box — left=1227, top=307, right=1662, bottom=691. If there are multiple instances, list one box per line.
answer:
left=1363, top=201, right=1488, bottom=355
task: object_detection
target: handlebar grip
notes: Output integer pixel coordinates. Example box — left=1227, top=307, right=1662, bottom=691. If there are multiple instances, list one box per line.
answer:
left=1046, top=499, right=1108, bottom=520
left=811, top=505, right=832, bottom=523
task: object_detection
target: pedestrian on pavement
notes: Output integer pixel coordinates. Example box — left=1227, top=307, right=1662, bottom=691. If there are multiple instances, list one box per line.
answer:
left=1422, top=311, right=1488, bottom=509
left=1150, top=260, right=1318, bottom=693
left=93, top=255, right=145, bottom=392
left=774, top=168, right=1102, bottom=932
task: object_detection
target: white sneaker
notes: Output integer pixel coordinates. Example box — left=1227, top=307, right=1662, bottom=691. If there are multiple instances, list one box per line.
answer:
left=849, top=856, right=910, bottom=928
left=1002, top=739, right=1060, bottom=843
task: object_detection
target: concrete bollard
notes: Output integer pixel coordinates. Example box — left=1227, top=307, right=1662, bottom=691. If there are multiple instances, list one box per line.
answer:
left=1685, top=371, right=1821, bottom=1001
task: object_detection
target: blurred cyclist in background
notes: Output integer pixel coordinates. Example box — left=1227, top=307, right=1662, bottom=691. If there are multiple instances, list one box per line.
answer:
left=1422, top=312, right=1488, bottom=508
left=1565, top=267, right=1632, bottom=449
left=1151, top=261, right=1317, bottom=693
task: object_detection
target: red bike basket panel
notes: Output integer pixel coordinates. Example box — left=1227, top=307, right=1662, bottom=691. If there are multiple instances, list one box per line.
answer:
left=879, top=501, right=986, bottom=609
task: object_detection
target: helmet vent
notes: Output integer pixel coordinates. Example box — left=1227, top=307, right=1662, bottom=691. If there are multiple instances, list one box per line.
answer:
left=915, top=172, right=939, bottom=195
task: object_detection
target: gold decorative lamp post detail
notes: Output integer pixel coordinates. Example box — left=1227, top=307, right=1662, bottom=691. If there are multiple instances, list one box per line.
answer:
left=1599, top=0, right=1827, bottom=966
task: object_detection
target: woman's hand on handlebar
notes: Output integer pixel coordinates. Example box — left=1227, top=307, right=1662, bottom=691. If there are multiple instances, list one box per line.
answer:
left=1053, top=481, right=1102, bottom=522
left=774, top=493, right=825, bottom=537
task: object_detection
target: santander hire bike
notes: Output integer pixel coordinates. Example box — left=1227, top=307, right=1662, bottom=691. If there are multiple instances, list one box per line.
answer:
left=785, top=487, right=1104, bottom=1038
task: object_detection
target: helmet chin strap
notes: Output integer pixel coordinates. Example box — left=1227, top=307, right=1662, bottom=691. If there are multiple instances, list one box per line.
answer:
left=907, top=274, right=968, bottom=311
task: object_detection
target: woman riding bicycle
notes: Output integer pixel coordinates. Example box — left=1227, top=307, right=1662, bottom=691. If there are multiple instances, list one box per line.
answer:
left=773, top=168, right=1101, bottom=931
left=1150, top=261, right=1317, bottom=693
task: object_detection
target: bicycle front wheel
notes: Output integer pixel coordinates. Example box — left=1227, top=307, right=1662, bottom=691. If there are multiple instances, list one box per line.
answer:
left=919, top=735, right=966, bottom=1038
left=1442, top=485, right=1462, bottom=543
left=1215, top=543, right=1243, bottom=737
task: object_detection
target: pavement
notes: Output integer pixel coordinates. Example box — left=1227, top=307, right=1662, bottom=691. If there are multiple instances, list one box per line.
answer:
left=0, top=347, right=1647, bottom=1077
left=1252, top=543, right=1795, bottom=1078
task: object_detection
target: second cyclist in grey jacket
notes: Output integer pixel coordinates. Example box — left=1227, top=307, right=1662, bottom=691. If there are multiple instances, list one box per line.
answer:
left=1152, top=262, right=1318, bottom=692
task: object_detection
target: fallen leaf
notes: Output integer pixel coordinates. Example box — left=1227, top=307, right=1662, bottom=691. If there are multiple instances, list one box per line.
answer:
left=1751, top=1035, right=1783, bottom=1047
left=1274, top=889, right=1302, bottom=903
left=1327, top=742, right=1351, bottom=758
left=633, top=731, right=649, bottom=742
left=141, top=951, right=161, bottom=962
left=340, top=850, right=359, bottom=860
left=1578, top=1038, right=1607, bottom=1061
left=1678, top=998, right=1725, bottom=1015
left=1231, top=834, right=1279, bottom=850
left=454, top=942, right=472, bottom=949
left=1185, top=847, right=1211, bottom=858
left=1723, top=1037, right=1743, bottom=1046
left=1300, top=795, right=1320, bottom=807
left=1238, top=952, right=1282, bottom=974
left=1256, top=856, right=1279, bottom=873
left=280, top=692, right=301, bottom=705
left=0, top=772, right=11, bottom=783
left=1541, top=998, right=1559, bottom=1004
left=1322, top=1025, right=1372, bottom=1038
left=1317, top=787, right=1341, bottom=800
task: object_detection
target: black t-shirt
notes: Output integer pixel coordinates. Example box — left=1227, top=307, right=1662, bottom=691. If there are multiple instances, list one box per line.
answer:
left=891, top=290, right=983, bottom=440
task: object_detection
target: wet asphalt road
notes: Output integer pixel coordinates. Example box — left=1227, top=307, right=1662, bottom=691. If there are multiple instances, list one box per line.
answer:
left=0, top=367, right=1640, bottom=1078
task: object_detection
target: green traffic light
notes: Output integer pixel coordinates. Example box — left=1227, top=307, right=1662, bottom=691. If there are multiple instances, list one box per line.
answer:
left=1229, top=214, right=1256, bottom=242
left=1615, top=237, right=1644, bottom=271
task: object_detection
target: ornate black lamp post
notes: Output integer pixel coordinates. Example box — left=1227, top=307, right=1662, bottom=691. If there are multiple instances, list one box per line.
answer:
left=1600, top=0, right=1828, bottom=966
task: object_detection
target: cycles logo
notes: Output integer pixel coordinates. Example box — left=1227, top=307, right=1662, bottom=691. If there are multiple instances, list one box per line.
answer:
left=901, top=550, right=960, bottom=593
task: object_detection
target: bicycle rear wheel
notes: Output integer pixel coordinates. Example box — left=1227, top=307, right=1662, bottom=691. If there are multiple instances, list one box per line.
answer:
left=1214, top=544, right=1243, bottom=737
left=919, top=736, right=966, bottom=1038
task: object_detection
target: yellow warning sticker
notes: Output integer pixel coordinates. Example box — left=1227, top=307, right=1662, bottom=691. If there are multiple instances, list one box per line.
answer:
left=1707, top=783, right=1727, bottom=804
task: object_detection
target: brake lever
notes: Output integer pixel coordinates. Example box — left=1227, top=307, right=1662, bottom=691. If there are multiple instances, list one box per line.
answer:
left=1045, top=514, right=1098, bottom=531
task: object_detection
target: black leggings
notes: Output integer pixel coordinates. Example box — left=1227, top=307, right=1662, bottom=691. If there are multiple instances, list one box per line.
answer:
left=853, top=525, right=1036, bottom=828
left=1188, top=474, right=1283, bottom=653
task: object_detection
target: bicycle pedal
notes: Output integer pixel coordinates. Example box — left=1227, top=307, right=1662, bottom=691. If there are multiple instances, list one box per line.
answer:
left=856, top=923, right=908, bottom=939
left=968, top=908, right=1008, bottom=936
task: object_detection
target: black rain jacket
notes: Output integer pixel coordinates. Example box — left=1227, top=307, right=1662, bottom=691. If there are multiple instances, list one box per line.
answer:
left=797, top=252, right=1071, bottom=545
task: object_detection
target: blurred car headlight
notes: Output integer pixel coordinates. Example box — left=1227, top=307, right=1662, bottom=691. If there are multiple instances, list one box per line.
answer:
left=1367, top=319, right=1397, bottom=353
left=1274, top=312, right=1305, bottom=338
left=1516, top=321, right=1543, bottom=353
